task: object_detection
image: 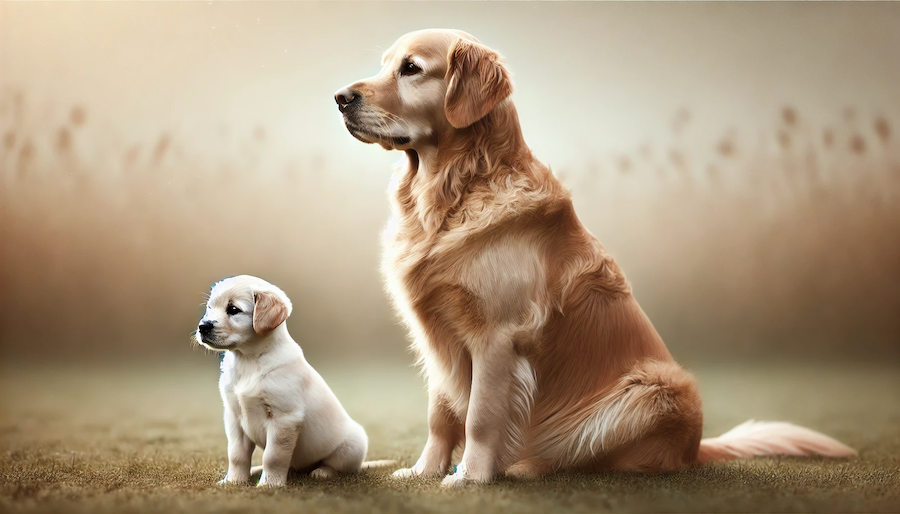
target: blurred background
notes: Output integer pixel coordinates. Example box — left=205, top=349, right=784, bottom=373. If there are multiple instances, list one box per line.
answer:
left=1, top=1, right=898, bottom=366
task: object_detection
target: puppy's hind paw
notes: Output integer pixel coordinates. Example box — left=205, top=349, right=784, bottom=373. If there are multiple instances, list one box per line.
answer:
left=310, top=466, right=338, bottom=480
left=249, top=465, right=264, bottom=477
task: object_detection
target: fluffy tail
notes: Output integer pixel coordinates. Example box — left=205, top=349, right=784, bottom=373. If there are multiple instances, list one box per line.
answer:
left=697, top=420, right=857, bottom=464
left=361, top=459, right=399, bottom=470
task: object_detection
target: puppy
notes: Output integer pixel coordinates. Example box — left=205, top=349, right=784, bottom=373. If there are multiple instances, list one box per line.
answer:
left=335, top=29, right=856, bottom=487
left=196, top=275, right=369, bottom=487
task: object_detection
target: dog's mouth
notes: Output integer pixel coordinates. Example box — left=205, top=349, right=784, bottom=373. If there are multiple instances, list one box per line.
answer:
left=343, top=118, right=411, bottom=148
left=196, top=333, right=231, bottom=351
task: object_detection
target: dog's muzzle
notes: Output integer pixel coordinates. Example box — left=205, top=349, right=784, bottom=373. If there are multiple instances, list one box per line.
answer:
left=334, top=87, right=360, bottom=114
left=198, top=320, right=215, bottom=336
left=334, top=87, right=412, bottom=147
left=197, top=320, right=227, bottom=349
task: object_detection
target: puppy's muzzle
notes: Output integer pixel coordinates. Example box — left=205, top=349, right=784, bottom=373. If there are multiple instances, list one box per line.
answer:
left=198, top=320, right=215, bottom=337
left=334, top=87, right=361, bottom=114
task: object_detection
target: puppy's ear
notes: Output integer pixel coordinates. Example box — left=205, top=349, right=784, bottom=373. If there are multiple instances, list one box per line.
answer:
left=444, top=38, right=513, bottom=129
left=252, top=291, right=289, bottom=335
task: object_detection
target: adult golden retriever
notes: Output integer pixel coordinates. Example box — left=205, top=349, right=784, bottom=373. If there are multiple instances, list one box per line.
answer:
left=335, top=29, right=855, bottom=487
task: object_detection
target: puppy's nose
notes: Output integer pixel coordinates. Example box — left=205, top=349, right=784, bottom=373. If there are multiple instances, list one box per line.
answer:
left=198, top=321, right=215, bottom=335
left=334, top=87, right=361, bottom=113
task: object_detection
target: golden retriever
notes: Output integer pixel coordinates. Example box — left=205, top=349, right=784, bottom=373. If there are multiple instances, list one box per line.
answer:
left=334, top=29, right=856, bottom=487
left=196, top=275, right=392, bottom=486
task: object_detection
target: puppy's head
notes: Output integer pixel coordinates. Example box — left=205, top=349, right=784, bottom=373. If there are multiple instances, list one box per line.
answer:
left=195, top=275, right=292, bottom=351
left=334, top=29, right=513, bottom=151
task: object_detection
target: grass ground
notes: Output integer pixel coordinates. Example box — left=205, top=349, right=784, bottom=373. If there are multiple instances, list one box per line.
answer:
left=1, top=357, right=898, bottom=513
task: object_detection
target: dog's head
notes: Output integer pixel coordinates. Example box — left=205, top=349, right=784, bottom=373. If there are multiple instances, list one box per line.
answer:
left=195, top=275, right=292, bottom=351
left=334, top=29, right=513, bottom=151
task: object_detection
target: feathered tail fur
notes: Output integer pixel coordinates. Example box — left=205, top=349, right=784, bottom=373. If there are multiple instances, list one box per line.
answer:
left=696, top=420, right=856, bottom=464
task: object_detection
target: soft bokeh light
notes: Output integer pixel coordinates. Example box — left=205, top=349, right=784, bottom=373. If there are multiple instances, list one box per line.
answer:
left=1, top=2, right=898, bottom=364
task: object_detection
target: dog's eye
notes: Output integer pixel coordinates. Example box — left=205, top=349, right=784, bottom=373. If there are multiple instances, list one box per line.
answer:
left=226, top=305, right=241, bottom=316
left=400, top=60, right=421, bottom=76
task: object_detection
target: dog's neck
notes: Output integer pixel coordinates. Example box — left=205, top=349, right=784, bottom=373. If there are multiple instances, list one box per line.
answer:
left=394, top=102, right=532, bottom=235
left=229, top=323, right=302, bottom=363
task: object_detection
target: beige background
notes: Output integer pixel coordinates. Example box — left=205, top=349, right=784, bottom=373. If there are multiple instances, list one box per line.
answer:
left=1, top=2, right=898, bottom=364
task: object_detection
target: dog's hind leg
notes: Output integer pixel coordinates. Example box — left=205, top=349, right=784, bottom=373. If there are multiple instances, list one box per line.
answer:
left=505, top=457, right=555, bottom=480
left=575, top=360, right=702, bottom=472
left=533, top=359, right=702, bottom=473
left=310, top=465, right=338, bottom=480
left=315, top=421, right=368, bottom=478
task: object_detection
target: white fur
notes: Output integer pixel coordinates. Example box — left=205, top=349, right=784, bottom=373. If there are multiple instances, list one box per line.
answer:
left=567, top=383, right=666, bottom=461
left=196, top=275, right=372, bottom=487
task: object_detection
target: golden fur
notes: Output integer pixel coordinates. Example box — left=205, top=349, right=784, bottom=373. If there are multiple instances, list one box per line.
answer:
left=335, top=29, right=856, bottom=487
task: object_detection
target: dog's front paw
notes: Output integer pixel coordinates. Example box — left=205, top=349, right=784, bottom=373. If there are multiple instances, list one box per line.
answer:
left=440, top=464, right=494, bottom=488
left=391, top=466, right=447, bottom=479
left=218, top=473, right=249, bottom=486
left=256, top=472, right=286, bottom=488
left=391, top=467, right=419, bottom=479
left=391, top=460, right=449, bottom=480
left=256, top=479, right=285, bottom=488
left=441, top=470, right=479, bottom=488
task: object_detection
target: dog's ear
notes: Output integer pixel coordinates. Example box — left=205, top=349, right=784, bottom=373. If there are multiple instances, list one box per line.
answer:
left=444, top=38, right=513, bottom=129
left=252, top=291, right=289, bottom=335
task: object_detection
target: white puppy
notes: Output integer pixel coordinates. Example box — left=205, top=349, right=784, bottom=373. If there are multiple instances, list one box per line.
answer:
left=196, top=275, right=369, bottom=487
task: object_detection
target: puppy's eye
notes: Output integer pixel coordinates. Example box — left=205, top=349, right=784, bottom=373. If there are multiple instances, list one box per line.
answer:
left=226, top=305, right=241, bottom=316
left=400, top=61, right=421, bottom=76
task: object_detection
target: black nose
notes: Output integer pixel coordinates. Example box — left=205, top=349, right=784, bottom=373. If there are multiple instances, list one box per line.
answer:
left=198, top=321, right=214, bottom=335
left=334, top=87, right=360, bottom=113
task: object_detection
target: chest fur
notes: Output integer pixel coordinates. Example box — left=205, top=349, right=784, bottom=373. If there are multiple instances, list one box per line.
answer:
left=381, top=216, right=441, bottom=328
left=222, top=369, right=276, bottom=447
left=381, top=162, right=558, bottom=351
left=383, top=211, right=547, bottom=342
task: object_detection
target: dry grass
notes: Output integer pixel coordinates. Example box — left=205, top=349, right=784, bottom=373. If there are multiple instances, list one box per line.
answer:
left=1, top=356, right=899, bottom=513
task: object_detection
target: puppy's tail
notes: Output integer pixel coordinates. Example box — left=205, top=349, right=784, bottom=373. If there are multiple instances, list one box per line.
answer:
left=361, top=459, right=399, bottom=470
left=696, top=420, right=856, bottom=464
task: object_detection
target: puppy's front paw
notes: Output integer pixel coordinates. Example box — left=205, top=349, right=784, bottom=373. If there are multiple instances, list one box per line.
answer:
left=256, top=480, right=285, bottom=488
left=218, top=473, right=249, bottom=486
left=256, top=472, right=286, bottom=488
